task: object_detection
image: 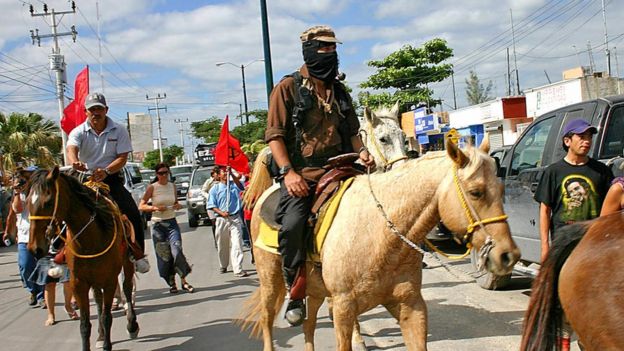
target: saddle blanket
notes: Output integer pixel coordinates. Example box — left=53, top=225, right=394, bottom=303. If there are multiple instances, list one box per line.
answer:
left=254, top=177, right=354, bottom=261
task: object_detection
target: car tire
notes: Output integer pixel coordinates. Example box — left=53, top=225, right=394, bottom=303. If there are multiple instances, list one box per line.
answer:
left=470, top=246, right=511, bottom=290
left=188, top=212, right=198, bottom=228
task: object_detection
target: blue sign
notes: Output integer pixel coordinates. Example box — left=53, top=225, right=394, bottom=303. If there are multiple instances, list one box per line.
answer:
left=414, top=114, right=437, bottom=133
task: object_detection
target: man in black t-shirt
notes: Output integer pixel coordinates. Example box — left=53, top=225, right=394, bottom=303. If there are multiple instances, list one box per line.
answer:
left=535, top=119, right=613, bottom=261
left=534, top=118, right=613, bottom=351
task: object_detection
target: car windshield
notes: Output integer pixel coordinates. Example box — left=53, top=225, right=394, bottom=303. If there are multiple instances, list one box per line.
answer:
left=191, top=168, right=211, bottom=187
left=171, top=166, right=192, bottom=177
left=175, top=174, right=191, bottom=183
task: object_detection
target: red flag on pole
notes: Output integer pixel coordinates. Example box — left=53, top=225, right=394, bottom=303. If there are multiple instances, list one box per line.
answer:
left=61, top=66, right=89, bottom=134
left=214, top=116, right=250, bottom=174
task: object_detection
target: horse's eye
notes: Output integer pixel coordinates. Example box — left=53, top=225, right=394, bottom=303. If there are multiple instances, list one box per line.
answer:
left=379, top=137, right=388, bottom=143
left=469, top=190, right=484, bottom=199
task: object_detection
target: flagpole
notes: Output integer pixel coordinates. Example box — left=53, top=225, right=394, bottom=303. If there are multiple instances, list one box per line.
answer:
left=225, top=116, right=231, bottom=211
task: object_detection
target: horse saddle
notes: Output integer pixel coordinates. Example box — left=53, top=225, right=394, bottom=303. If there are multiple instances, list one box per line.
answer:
left=259, top=153, right=363, bottom=230
left=256, top=153, right=362, bottom=259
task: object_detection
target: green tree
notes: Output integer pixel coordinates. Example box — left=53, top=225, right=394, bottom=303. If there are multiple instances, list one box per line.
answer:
left=190, top=116, right=222, bottom=143
left=359, top=38, right=453, bottom=111
left=0, top=112, right=62, bottom=171
left=231, top=109, right=267, bottom=145
left=143, top=145, right=184, bottom=169
left=465, top=70, right=493, bottom=105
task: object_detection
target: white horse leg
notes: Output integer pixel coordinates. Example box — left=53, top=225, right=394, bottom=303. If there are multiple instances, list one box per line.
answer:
left=352, top=320, right=368, bottom=351
left=384, top=296, right=428, bottom=351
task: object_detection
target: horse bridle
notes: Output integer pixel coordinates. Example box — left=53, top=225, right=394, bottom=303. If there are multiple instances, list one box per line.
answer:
left=361, top=124, right=408, bottom=171
left=28, top=178, right=118, bottom=259
left=366, top=163, right=508, bottom=270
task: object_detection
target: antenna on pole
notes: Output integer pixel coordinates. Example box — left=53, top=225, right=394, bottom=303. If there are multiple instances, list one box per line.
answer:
left=587, top=41, right=596, bottom=74
left=510, top=8, right=520, bottom=95
left=602, top=0, right=611, bottom=76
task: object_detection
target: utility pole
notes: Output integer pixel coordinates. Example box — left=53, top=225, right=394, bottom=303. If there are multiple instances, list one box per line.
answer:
left=147, top=93, right=167, bottom=162
left=241, top=64, right=249, bottom=123
left=96, top=1, right=104, bottom=92
left=510, top=9, right=520, bottom=95
left=451, top=71, right=457, bottom=110
left=506, top=48, right=512, bottom=96
left=29, top=1, right=78, bottom=166
left=602, top=0, right=611, bottom=76
left=174, top=117, right=188, bottom=164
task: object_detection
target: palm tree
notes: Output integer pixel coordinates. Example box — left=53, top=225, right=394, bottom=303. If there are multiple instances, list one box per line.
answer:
left=0, top=112, right=62, bottom=171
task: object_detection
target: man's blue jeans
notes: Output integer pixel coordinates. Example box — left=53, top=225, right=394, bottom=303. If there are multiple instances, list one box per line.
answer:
left=17, top=243, right=44, bottom=301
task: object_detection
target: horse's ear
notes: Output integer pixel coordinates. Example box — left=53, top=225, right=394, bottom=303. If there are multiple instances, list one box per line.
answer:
left=47, top=166, right=60, bottom=181
left=480, top=133, right=490, bottom=154
left=390, top=100, right=400, bottom=118
left=364, top=106, right=374, bottom=124
left=446, top=138, right=469, bottom=168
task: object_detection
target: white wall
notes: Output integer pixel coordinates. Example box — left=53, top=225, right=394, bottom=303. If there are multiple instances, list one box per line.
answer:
left=128, top=113, right=154, bottom=153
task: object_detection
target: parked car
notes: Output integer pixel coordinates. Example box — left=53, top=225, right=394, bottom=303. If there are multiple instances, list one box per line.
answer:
left=478, top=94, right=624, bottom=289
left=140, top=169, right=154, bottom=185
left=124, top=162, right=148, bottom=228
left=174, top=172, right=191, bottom=200
left=186, top=166, right=213, bottom=227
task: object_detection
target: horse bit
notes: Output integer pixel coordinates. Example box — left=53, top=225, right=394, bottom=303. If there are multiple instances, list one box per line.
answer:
left=366, top=164, right=508, bottom=280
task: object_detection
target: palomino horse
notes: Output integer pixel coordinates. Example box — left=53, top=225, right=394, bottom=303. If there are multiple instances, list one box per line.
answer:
left=521, top=212, right=624, bottom=351
left=27, top=167, right=139, bottom=351
left=240, top=104, right=407, bottom=349
left=242, top=138, right=520, bottom=351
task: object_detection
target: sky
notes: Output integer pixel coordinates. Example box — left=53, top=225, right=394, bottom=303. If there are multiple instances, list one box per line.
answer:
left=1, top=0, right=623, bottom=159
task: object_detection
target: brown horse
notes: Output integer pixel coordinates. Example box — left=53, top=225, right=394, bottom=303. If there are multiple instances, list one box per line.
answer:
left=27, top=167, right=139, bottom=351
left=521, top=212, right=624, bottom=351
left=241, top=139, right=520, bottom=351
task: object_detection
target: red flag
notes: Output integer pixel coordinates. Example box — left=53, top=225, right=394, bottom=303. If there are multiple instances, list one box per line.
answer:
left=214, top=116, right=250, bottom=174
left=61, top=66, right=89, bottom=134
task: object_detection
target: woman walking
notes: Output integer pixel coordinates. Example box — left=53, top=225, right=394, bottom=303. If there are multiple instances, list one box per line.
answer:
left=140, top=163, right=194, bottom=294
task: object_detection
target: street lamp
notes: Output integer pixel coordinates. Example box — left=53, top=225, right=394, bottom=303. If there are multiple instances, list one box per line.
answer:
left=216, top=59, right=264, bottom=124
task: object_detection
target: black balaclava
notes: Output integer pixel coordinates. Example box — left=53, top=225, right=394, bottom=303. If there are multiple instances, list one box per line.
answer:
left=302, top=40, right=339, bottom=83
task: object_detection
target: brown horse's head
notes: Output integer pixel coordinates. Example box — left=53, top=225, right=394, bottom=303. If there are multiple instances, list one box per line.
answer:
left=437, top=138, right=520, bottom=276
left=27, top=166, right=61, bottom=258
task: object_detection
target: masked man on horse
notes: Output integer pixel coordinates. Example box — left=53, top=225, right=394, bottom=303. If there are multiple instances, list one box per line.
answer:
left=265, top=25, right=375, bottom=326
left=66, top=92, right=148, bottom=270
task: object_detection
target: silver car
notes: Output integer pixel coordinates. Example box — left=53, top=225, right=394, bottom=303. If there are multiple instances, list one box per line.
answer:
left=186, top=166, right=212, bottom=227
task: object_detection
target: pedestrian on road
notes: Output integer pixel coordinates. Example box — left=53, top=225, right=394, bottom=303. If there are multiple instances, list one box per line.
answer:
left=534, top=118, right=614, bottom=350
left=207, top=166, right=247, bottom=277
left=600, top=162, right=624, bottom=216
left=3, top=167, right=44, bottom=307
left=66, top=92, right=148, bottom=272
left=201, top=166, right=220, bottom=227
left=265, top=25, right=374, bottom=325
left=140, top=163, right=194, bottom=294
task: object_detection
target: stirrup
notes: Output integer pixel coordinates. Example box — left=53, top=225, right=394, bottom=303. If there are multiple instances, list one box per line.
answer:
left=284, top=298, right=306, bottom=327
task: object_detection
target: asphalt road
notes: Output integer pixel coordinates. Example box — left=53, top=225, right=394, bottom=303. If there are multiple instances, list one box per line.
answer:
left=0, top=208, right=582, bottom=350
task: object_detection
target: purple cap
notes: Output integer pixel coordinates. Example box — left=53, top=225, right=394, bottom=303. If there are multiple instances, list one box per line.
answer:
left=562, top=119, right=597, bottom=136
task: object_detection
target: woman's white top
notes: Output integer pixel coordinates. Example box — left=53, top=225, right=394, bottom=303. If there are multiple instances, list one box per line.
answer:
left=151, top=182, right=176, bottom=221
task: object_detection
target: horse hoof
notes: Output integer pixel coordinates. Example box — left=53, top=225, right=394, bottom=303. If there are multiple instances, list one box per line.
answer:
left=95, top=340, right=104, bottom=349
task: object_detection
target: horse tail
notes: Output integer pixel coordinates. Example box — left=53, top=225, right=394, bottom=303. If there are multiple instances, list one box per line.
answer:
left=236, top=287, right=285, bottom=339
left=520, top=222, right=589, bottom=351
left=242, top=146, right=273, bottom=210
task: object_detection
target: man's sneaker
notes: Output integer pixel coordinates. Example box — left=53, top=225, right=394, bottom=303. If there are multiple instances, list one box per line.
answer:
left=134, top=257, right=150, bottom=273
left=285, top=299, right=306, bottom=327
left=219, top=267, right=227, bottom=274
left=29, top=293, right=37, bottom=306
left=234, top=271, right=249, bottom=277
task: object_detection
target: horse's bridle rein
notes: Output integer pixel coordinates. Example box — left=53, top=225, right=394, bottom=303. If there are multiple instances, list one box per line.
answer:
left=362, top=124, right=408, bottom=171
left=28, top=178, right=118, bottom=259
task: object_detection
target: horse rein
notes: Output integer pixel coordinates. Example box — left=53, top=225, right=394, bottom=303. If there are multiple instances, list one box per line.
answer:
left=361, top=125, right=408, bottom=171
left=29, top=178, right=118, bottom=259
